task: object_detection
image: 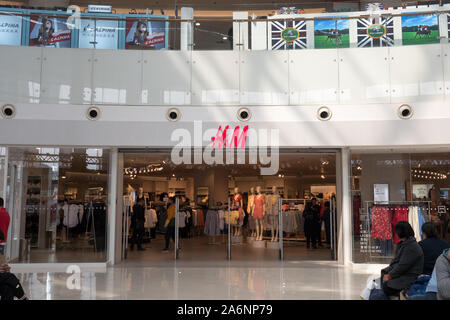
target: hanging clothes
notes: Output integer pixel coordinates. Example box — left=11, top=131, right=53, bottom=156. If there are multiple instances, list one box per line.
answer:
left=353, top=196, right=361, bottom=235
left=392, top=206, right=408, bottom=244
left=204, top=210, right=220, bottom=236
left=408, top=206, right=422, bottom=241
left=418, top=207, right=425, bottom=237
left=370, top=206, right=392, bottom=241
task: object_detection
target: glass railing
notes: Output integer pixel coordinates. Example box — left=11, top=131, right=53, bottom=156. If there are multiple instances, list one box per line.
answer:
left=0, top=4, right=449, bottom=51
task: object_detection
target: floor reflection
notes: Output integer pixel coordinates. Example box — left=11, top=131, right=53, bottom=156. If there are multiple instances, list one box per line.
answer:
left=15, top=261, right=375, bottom=300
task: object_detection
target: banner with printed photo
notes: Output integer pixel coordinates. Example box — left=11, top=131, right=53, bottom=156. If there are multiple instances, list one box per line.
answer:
left=448, top=14, right=450, bottom=40
left=314, top=19, right=349, bottom=49
left=401, top=14, right=439, bottom=45
left=271, top=20, right=307, bottom=50
left=0, top=14, right=22, bottom=46
left=125, top=19, right=166, bottom=50
left=79, top=19, right=119, bottom=49
left=29, top=15, right=71, bottom=47
left=357, top=17, right=394, bottom=47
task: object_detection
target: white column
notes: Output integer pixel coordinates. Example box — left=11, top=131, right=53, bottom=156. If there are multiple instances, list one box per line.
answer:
left=233, top=12, right=249, bottom=50
left=107, top=148, right=118, bottom=265
left=439, top=13, right=448, bottom=43
left=306, top=20, right=315, bottom=49
left=349, top=18, right=358, bottom=48
left=251, top=20, right=268, bottom=50
left=115, top=153, right=124, bottom=264
left=180, top=7, right=194, bottom=51
left=337, top=148, right=352, bottom=265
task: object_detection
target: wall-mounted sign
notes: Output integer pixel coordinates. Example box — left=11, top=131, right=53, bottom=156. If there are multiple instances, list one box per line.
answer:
left=125, top=19, right=166, bottom=50
left=271, top=20, right=307, bottom=50
left=281, top=27, right=300, bottom=42
left=357, top=17, right=394, bottom=47
left=367, top=24, right=386, bottom=39
left=88, top=5, right=113, bottom=13
left=314, top=19, right=349, bottom=49
left=0, top=14, right=22, bottom=46
left=79, top=19, right=119, bottom=49
left=29, top=15, right=71, bottom=47
left=374, top=184, right=389, bottom=204
left=412, top=184, right=433, bottom=199
left=401, top=14, right=439, bottom=46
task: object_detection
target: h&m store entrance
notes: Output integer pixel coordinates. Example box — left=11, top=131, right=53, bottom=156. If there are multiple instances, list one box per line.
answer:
left=117, top=148, right=340, bottom=265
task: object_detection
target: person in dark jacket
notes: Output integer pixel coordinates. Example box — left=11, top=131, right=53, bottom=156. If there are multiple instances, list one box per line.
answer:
left=130, top=198, right=146, bottom=251
left=380, top=221, right=424, bottom=297
left=0, top=230, right=28, bottom=300
left=303, top=201, right=320, bottom=249
left=322, top=201, right=331, bottom=248
left=418, top=222, right=450, bottom=275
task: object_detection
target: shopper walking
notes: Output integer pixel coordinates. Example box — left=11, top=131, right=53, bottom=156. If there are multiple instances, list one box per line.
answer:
left=435, top=248, right=450, bottom=300
left=130, top=198, right=146, bottom=251
left=379, top=221, right=424, bottom=298
left=163, top=197, right=177, bottom=252
left=418, top=222, right=449, bottom=275
left=0, top=197, right=10, bottom=256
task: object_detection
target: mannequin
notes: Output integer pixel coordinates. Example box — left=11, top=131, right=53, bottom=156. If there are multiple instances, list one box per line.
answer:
left=232, top=187, right=244, bottom=236
left=253, top=186, right=265, bottom=241
left=269, top=186, right=280, bottom=242
left=125, top=184, right=136, bottom=213
left=247, top=187, right=256, bottom=237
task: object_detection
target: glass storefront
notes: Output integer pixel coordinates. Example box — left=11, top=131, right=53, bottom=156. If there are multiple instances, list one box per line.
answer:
left=5, top=147, right=110, bottom=263
left=351, top=151, right=450, bottom=263
left=121, top=151, right=337, bottom=263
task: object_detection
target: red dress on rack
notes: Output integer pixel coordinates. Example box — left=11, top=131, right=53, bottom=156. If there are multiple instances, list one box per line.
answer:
left=370, top=206, right=392, bottom=241
left=392, top=206, right=408, bottom=244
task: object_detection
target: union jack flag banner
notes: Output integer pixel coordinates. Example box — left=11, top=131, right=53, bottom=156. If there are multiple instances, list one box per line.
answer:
left=448, top=14, right=450, bottom=39
left=271, top=20, right=307, bottom=50
left=357, top=16, right=394, bottom=47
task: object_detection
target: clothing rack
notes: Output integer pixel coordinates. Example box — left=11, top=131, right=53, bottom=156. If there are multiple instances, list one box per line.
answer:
left=206, top=205, right=227, bottom=245
left=364, top=200, right=432, bottom=259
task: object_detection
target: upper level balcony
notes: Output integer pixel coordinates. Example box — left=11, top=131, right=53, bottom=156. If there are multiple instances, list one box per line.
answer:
left=0, top=3, right=449, bottom=107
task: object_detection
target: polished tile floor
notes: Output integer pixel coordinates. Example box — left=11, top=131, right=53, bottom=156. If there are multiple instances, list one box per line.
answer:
left=11, top=236, right=382, bottom=300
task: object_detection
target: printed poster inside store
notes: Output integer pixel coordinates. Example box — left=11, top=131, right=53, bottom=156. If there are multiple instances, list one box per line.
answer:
left=357, top=17, right=394, bottom=47
left=0, top=14, right=22, bottom=46
left=314, top=19, right=349, bottom=49
left=29, top=15, right=71, bottom=47
left=401, top=14, right=439, bottom=45
left=271, top=20, right=307, bottom=50
left=79, top=19, right=119, bottom=49
left=125, top=19, right=166, bottom=50
left=373, top=184, right=389, bottom=204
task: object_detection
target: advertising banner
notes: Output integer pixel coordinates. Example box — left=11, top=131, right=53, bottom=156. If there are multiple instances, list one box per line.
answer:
left=79, top=19, right=119, bottom=49
left=125, top=19, right=166, bottom=50
left=271, top=20, right=307, bottom=50
left=401, top=14, right=439, bottom=45
left=357, top=17, right=394, bottom=47
left=314, top=19, right=349, bottom=48
left=0, top=14, right=22, bottom=46
left=448, top=14, right=450, bottom=40
left=29, top=15, right=71, bottom=47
